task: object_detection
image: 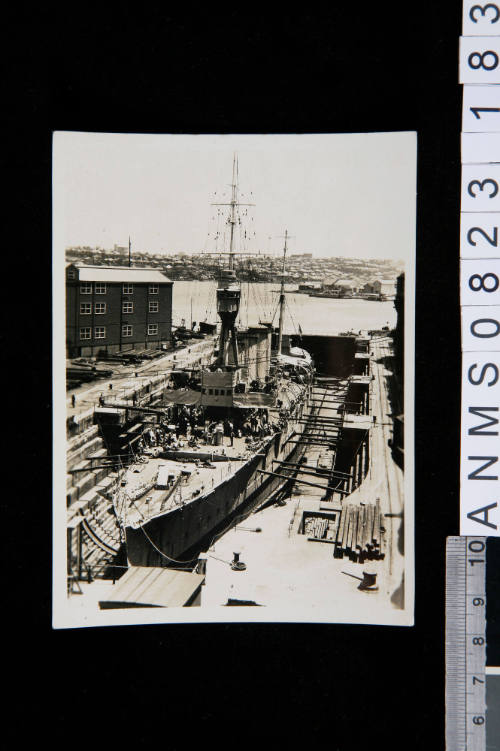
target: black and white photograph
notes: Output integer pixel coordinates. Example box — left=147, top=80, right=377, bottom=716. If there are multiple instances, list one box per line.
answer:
left=53, top=131, right=415, bottom=628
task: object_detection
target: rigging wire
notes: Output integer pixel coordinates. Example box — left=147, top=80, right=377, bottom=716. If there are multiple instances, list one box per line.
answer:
left=270, top=298, right=280, bottom=326
left=131, top=500, right=199, bottom=564
left=246, top=280, right=250, bottom=329
left=284, top=296, right=301, bottom=337
left=205, top=280, right=217, bottom=323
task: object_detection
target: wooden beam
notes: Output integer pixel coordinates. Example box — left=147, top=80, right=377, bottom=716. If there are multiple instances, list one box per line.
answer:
left=291, top=420, right=341, bottom=430
left=310, top=399, right=360, bottom=405
left=101, top=401, right=168, bottom=415
left=306, top=430, right=340, bottom=437
left=257, top=469, right=350, bottom=495
left=69, top=463, right=123, bottom=473
left=305, top=405, right=346, bottom=412
left=273, top=459, right=351, bottom=479
left=273, top=459, right=331, bottom=474
left=275, top=466, right=338, bottom=481
left=286, top=440, right=338, bottom=447
left=303, top=412, right=344, bottom=418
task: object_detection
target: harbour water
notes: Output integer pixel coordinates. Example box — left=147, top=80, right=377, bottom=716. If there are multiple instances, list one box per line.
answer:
left=172, top=281, right=396, bottom=335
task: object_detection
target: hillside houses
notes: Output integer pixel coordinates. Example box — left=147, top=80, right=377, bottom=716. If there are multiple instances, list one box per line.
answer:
left=65, top=246, right=404, bottom=286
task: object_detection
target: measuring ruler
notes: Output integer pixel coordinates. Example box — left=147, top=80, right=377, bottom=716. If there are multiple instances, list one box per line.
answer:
left=446, top=536, right=487, bottom=750
left=459, top=2, right=500, bottom=538
left=455, top=9, right=500, bottom=745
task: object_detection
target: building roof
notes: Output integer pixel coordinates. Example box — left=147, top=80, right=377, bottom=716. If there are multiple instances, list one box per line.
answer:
left=72, top=264, right=172, bottom=283
left=336, top=279, right=357, bottom=287
left=323, top=277, right=357, bottom=287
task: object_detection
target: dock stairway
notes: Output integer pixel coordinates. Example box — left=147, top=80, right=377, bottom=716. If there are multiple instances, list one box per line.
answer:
left=66, top=422, right=123, bottom=510
left=79, top=495, right=122, bottom=577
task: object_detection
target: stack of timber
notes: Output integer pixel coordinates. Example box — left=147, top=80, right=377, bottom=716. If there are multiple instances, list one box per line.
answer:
left=333, top=500, right=385, bottom=561
left=303, top=516, right=337, bottom=542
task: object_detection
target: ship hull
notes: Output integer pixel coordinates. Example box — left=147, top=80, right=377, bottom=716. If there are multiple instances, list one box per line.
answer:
left=125, top=402, right=315, bottom=567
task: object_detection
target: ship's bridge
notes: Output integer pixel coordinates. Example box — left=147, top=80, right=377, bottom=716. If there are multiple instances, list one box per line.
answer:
left=196, top=367, right=275, bottom=409
left=201, top=368, right=239, bottom=407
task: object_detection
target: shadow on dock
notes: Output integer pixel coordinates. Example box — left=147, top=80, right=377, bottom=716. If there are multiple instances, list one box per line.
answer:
left=374, top=349, right=404, bottom=472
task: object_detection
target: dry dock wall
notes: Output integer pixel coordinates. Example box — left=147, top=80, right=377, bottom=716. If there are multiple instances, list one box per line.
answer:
left=290, top=335, right=356, bottom=377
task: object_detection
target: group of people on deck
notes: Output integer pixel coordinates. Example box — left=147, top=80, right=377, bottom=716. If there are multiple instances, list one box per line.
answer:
left=240, top=408, right=272, bottom=439
left=134, top=403, right=282, bottom=457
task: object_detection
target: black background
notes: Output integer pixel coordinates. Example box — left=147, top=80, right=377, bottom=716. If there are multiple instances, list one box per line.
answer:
left=9, top=5, right=463, bottom=749
left=488, top=539, right=500, bottom=666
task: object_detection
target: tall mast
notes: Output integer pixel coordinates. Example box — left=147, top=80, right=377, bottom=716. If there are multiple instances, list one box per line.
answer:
left=228, top=153, right=238, bottom=271
left=211, top=152, right=253, bottom=269
left=128, top=236, right=131, bottom=268
left=277, top=229, right=288, bottom=357
left=211, top=154, right=246, bottom=368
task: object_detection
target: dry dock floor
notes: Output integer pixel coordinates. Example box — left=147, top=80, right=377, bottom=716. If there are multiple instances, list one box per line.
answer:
left=202, top=336, right=406, bottom=619
left=201, top=498, right=392, bottom=614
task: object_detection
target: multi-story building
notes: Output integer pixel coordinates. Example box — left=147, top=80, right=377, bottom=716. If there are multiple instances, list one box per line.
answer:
left=66, top=264, right=173, bottom=357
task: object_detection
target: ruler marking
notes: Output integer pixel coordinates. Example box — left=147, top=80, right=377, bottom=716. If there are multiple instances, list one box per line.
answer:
left=446, top=537, right=487, bottom=750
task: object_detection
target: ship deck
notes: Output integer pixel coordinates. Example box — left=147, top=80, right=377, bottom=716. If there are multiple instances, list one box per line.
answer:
left=123, top=436, right=262, bottom=527
left=120, top=378, right=309, bottom=528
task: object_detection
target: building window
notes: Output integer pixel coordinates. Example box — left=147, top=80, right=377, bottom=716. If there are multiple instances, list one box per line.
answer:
left=149, top=300, right=159, bottom=313
left=95, top=303, right=106, bottom=314
left=208, top=389, right=213, bottom=395
left=67, top=268, right=75, bottom=280
left=80, top=283, right=92, bottom=294
left=95, top=283, right=107, bottom=294
left=122, top=325, right=133, bottom=337
left=79, top=327, right=91, bottom=340
left=123, top=283, right=133, bottom=294
left=122, top=302, right=134, bottom=314
left=147, top=324, right=158, bottom=336
left=80, top=303, right=92, bottom=315
left=94, top=327, right=106, bottom=339
left=149, top=284, right=159, bottom=294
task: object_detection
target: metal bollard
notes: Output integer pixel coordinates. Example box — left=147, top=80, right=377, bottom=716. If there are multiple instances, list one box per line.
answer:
left=230, top=551, right=246, bottom=571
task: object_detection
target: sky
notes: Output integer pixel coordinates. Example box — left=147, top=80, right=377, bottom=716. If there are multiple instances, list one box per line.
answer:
left=54, top=132, right=416, bottom=260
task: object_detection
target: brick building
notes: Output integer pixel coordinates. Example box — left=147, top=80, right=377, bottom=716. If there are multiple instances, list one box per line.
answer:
left=66, top=264, right=173, bottom=357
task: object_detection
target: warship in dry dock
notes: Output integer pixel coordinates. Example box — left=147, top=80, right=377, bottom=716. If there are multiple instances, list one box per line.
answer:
left=106, top=159, right=323, bottom=567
